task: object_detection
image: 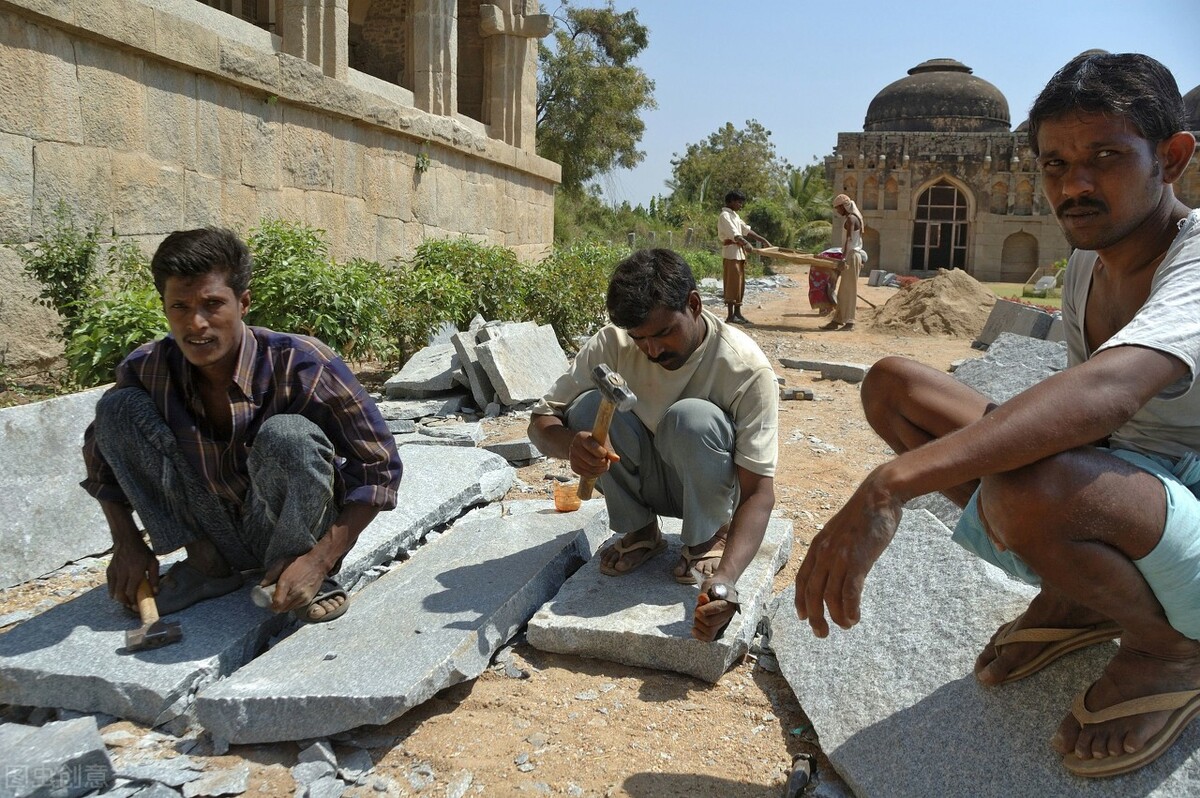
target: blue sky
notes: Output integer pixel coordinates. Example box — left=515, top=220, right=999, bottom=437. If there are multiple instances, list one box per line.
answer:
left=577, top=0, right=1200, bottom=206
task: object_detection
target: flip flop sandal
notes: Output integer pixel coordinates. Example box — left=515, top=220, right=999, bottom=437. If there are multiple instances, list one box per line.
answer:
left=1063, top=686, right=1200, bottom=777
left=154, top=561, right=243, bottom=616
left=674, top=544, right=725, bottom=585
left=989, top=619, right=1122, bottom=685
left=598, top=533, right=667, bottom=576
left=293, top=577, right=350, bottom=624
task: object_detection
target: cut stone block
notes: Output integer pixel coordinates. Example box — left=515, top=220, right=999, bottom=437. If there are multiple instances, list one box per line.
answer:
left=393, top=432, right=479, bottom=448
left=770, top=509, right=1200, bottom=796
left=0, top=447, right=512, bottom=725
left=417, top=421, right=483, bottom=446
left=451, top=329, right=497, bottom=412
left=384, top=344, right=461, bottom=399
left=952, top=332, right=1066, bottom=404
left=375, top=394, right=467, bottom=421
left=867, top=269, right=886, bottom=287
left=779, top=359, right=869, bottom=384
left=476, top=324, right=568, bottom=406
left=0, top=387, right=112, bottom=588
left=974, top=298, right=1056, bottom=347
left=0, top=717, right=113, bottom=797
left=195, top=499, right=611, bottom=743
left=527, top=516, right=792, bottom=683
left=483, top=437, right=542, bottom=464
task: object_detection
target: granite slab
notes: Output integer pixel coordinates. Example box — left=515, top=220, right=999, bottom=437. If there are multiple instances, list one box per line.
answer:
left=526, top=516, right=792, bottom=683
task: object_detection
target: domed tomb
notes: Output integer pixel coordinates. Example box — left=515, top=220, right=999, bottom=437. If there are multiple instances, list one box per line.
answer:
left=864, top=58, right=1011, bottom=133
left=1185, top=84, right=1200, bottom=132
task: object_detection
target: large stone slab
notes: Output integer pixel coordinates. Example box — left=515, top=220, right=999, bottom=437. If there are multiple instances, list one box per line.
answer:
left=0, top=716, right=114, bottom=797
left=0, top=447, right=513, bottom=725
left=195, top=499, right=611, bottom=743
left=476, top=324, right=568, bottom=406
left=0, top=387, right=112, bottom=588
left=375, top=394, right=468, bottom=421
left=770, top=509, right=1200, bottom=796
left=974, top=298, right=1057, bottom=347
left=952, top=332, right=1067, bottom=404
left=779, top=359, right=869, bottom=384
left=450, top=329, right=497, bottom=411
left=526, top=516, right=792, bottom=683
left=384, top=343, right=461, bottom=399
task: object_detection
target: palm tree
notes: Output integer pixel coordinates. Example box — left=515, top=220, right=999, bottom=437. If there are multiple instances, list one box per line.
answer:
left=781, top=164, right=833, bottom=251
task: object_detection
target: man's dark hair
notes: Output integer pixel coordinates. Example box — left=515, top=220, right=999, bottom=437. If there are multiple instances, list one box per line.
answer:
left=1028, top=52, right=1186, bottom=156
left=151, top=227, right=252, bottom=296
left=724, top=190, right=746, bottom=205
left=606, top=248, right=697, bottom=329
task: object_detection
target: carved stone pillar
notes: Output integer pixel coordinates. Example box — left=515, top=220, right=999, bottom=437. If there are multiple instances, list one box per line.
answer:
left=281, top=0, right=349, bottom=80
left=480, top=0, right=551, bottom=150
left=410, top=0, right=457, bottom=116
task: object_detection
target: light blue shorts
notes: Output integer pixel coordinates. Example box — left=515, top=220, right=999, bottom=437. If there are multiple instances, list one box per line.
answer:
left=951, top=448, right=1200, bottom=641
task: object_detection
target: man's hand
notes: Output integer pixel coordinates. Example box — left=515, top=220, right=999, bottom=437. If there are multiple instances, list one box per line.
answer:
left=794, top=472, right=903, bottom=637
left=107, top=539, right=159, bottom=611
left=692, top=580, right=739, bottom=641
left=568, top=430, right=620, bottom=481
left=262, top=552, right=326, bottom=614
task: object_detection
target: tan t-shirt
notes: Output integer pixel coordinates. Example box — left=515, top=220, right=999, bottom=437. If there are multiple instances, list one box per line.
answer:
left=531, top=308, right=779, bottom=476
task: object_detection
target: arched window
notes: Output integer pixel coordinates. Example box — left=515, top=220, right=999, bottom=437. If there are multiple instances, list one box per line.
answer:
left=842, top=176, right=857, bottom=201
left=884, top=177, right=898, bottom=210
left=350, top=0, right=412, bottom=89
left=990, top=181, right=1008, bottom=215
left=1001, top=232, right=1039, bottom=282
left=911, top=181, right=969, bottom=271
left=1014, top=180, right=1033, bottom=216
left=862, top=176, right=879, bottom=211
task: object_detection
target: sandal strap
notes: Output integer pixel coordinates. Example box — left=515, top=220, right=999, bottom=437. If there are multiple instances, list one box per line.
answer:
left=1073, top=688, right=1200, bottom=726
left=996, top=623, right=1117, bottom=647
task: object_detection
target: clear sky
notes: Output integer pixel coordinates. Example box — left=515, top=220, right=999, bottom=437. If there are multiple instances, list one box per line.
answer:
left=583, top=0, right=1200, bottom=207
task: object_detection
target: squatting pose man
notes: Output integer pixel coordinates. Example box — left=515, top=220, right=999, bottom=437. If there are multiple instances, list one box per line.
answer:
left=529, top=248, right=778, bottom=642
left=83, top=228, right=402, bottom=623
left=795, top=52, right=1200, bottom=777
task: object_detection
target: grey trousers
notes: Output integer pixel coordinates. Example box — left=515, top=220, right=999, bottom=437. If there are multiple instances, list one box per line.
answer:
left=93, top=387, right=339, bottom=572
left=566, top=391, right=738, bottom=547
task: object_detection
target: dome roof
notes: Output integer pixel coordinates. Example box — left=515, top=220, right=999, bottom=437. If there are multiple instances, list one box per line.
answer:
left=1185, top=84, right=1200, bottom=131
left=864, top=58, right=1011, bottom=133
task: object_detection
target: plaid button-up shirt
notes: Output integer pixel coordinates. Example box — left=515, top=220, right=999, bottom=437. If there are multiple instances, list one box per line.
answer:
left=82, top=325, right=401, bottom=510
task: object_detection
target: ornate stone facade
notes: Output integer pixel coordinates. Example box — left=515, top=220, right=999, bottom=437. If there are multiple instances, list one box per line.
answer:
left=827, top=58, right=1200, bottom=281
left=0, top=0, right=558, bottom=369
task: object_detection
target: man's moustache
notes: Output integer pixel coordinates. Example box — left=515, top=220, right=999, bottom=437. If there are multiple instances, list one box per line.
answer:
left=1056, top=198, right=1107, bottom=218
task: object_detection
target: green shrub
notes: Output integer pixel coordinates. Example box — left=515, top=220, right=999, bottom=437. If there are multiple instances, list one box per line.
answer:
left=679, top=248, right=723, bottom=281
left=409, top=237, right=530, bottom=324
left=526, top=242, right=622, bottom=348
left=247, top=219, right=398, bottom=362
left=16, top=202, right=103, bottom=341
left=392, top=264, right=474, bottom=360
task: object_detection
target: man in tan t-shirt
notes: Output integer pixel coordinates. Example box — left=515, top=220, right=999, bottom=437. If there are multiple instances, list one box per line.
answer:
left=529, top=248, right=778, bottom=642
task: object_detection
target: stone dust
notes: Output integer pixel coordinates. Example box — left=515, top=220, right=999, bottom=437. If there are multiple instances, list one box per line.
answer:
left=870, top=268, right=996, bottom=338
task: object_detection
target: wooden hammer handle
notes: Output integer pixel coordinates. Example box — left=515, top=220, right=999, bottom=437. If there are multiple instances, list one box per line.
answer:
left=577, top=399, right=617, bottom=500
left=136, top=578, right=160, bottom=625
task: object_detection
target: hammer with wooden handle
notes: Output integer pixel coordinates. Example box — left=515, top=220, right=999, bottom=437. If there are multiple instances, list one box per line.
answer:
left=124, top=578, right=182, bottom=653
left=577, top=364, right=637, bottom=501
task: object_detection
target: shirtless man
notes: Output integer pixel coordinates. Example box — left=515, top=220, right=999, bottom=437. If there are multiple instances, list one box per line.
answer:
left=795, top=52, right=1200, bottom=777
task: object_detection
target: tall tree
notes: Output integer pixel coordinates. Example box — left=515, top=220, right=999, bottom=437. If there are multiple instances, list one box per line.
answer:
left=667, top=120, right=791, bottom=208
left=536, top=1, right=657, bottom=192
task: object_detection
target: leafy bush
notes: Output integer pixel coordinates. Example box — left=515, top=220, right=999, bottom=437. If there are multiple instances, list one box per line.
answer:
left=247, top=220, right=399, bottom=362
left=392, top=263, right=474, bottom=360
left=66, top=281, right=165, bottom=387
left=525, top=242, right=622, bottom=348
left=408, top=237, right=530, bottom=324
left=16, top=202, right=103, bottom=341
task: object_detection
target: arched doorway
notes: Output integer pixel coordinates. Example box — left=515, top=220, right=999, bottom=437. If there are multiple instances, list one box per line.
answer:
left=1000, top=232, right=1039, bottom=282
left=911, top=181, right=968, bottom=271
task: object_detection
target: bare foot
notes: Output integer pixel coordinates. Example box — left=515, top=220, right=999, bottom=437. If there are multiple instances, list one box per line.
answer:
left=598, top=520, right=662, bottom=575
left=1052, top=639, right=1200, bottom=771
left=300, top=592, right=347, bottom=622
left=672, top=524, right=730, bottom=583
left=975, top=589, right=1111, bottom=686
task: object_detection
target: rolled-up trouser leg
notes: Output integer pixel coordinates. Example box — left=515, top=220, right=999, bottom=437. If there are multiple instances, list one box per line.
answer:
left=242, top=414, right=340, bottom=570
left=92, top=387, right=253, bottom=566
left=655, top=398, right=738, bottom=546
left=566, top=390, right=670, bottom=534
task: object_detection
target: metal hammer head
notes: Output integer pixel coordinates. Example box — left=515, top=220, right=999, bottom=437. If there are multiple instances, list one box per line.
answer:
left=590, top=364, right=637, bottom=411
left=125, top=619, right=183, bottom=652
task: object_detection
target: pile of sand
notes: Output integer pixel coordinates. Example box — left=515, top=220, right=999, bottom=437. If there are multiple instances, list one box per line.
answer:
left=870, top=269, right=996, bottom=338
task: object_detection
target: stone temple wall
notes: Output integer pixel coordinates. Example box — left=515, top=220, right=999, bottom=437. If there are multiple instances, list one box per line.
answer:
left=0, top=0, right=560, bottom=371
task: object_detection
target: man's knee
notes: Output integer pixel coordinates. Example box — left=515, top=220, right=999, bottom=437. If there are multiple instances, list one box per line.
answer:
left=565, top=390, right=602, bottom=432
left=977, top=456, right=1075, bottom=552
left=658, top=399, right=733, bottom=456
left=250, top=415, right=332, bottom=470
left=94, top=387, right=172, bottom=451
left=861, top=356, right=922, bottom=424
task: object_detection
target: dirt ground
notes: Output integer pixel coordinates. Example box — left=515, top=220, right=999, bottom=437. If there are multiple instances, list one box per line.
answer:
left=0, top=270, right=980, bottom=796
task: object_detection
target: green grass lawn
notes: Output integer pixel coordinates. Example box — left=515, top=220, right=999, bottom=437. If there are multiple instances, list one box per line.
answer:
left=985, top=282, right=1062, bottom=310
